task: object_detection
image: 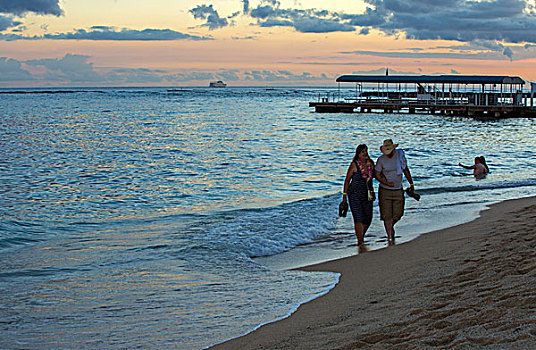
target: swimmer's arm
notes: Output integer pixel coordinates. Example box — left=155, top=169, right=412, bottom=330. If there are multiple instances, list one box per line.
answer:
left=459, top=162, right=475, bottom=170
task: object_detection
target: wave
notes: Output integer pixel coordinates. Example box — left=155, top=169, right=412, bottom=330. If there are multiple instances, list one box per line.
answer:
left=200, top=194, right=340, bottom=259
left=195, top=178, right=536, bottom=261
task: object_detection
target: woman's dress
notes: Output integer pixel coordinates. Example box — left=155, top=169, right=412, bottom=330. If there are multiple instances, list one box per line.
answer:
left=348, top=161, right=375, bottom=226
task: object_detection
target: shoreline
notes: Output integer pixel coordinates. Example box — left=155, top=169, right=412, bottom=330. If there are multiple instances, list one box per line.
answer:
left=211, top=195, right=536, bottom=349
left=255, top=200, right=487, bottom=271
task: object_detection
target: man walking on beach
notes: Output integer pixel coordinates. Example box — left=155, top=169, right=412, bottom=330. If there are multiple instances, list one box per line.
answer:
left=375, top=139, right=415, bottom=242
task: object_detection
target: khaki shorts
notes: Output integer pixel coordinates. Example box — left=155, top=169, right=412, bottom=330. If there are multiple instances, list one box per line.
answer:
left=378, top=187, right=405, bottom=221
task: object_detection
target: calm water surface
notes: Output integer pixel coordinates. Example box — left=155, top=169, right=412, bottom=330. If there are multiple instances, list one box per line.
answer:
left=1, top=87, right=536, bottom=349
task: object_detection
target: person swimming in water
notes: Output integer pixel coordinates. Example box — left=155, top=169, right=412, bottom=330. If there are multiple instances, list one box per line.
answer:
left=459, top=156, right=489, bottom=179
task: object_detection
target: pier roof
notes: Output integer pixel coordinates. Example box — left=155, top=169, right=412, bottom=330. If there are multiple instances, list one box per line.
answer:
left=336, top=75, right=525, bottom=85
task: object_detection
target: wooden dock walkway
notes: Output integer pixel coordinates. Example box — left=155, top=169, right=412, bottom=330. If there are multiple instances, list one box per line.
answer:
left=309, top=99, right=536, bottom=117
left=310, top=74, right=536, bottom=118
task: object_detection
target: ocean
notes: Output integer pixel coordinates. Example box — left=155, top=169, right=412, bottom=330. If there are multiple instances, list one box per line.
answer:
left=1, top=87, right=536, bottom=349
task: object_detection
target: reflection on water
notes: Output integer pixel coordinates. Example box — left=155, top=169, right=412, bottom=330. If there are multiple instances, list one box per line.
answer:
left=1, top=87, right=536, bottom=349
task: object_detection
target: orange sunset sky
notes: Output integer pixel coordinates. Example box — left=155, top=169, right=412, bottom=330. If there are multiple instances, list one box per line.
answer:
left=1, top=0, right=536, bottom=87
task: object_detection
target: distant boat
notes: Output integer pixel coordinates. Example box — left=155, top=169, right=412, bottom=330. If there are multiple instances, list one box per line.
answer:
left=209, top=80, right=227, bottom=88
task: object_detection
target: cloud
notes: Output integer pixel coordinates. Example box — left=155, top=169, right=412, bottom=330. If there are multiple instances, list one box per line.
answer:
left=0, top=54, right=332, bottom=86
left=258, top=18, right=293, bottom=27
left=189, top=3, right=354, bottom=33
left=470, top=40, right=515, bottom=60
left=23, top=54, right=171, bottom=84
left=249, top=4, right=355, bottom=33
left=0, top=26, right=211, bottom=41
left=349, top=68, right=424, bottom=75
left=224, top=0, right=536, bottom=50
left=106, top=68, right=167, bottom=84
left=286, top=16, right=355, bottom=33
left=165, top=70, right=241, bottom=82
left=284, top=60, right=377, bottom=66
left=0, top=57, right=34, bottom=81
left=213, top=70, right=241, bottom=81
left=348, top=0, right=536, bottom=44
left=243, top=69, right=326, bottom=81
left=0, top=0, right=63, bottom=16
left=24, top=54, right=102, bottom=82
left=339, top=49, right=512, bottom=60
left=0, top=15, right=21, bottom=31
left=189, top=5, right=228, bottom=30
left=165, top=71, right=215, bottom=82
left=43, top=26, right=210, bottom=41
left=10, top=54, right=173, bottom=84
left=431, top=40, right=517, bottom=60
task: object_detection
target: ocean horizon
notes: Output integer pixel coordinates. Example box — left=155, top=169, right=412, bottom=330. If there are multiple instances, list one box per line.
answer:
left=1, top=86, right=536, bottom=349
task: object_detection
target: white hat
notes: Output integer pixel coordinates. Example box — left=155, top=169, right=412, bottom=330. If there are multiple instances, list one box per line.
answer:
left=380, top=139, right=398, bottom=155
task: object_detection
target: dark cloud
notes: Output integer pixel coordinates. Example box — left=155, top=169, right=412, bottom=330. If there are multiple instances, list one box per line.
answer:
left=189, top=3, right=354, bottom=33
left=0, top=26, right=210, bottom=41
left=0, top=0, right=63, bottom=16
left=249, top=5, right=277, bottom=19
left=349, top=0, right=536, bottom=44
left=207, top=0, right=536, bottom=51
left=292, top=17, right=354, bottom=33
left=189, top=5, right=228, bottom=30
left=43, top=27, right=210, bottom=41
left=249, top=4, right=354, bottom=33
left=258, top=18, right=293, bottom=27
left=0, top=15, right=21, bottom=31
left=359, top=27, right=370, bottom=35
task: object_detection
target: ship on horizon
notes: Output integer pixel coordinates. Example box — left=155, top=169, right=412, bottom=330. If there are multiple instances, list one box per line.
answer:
left=209, top=80, right=227, bottom=88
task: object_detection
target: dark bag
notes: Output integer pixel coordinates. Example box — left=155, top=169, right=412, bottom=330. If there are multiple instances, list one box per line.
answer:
left=338, top=201, right=348, bottom=217
left=367, top=179, right=376, bottom=201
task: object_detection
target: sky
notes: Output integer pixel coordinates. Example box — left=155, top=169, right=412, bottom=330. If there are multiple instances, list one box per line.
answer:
left=1, top=0, right=536, bottom=87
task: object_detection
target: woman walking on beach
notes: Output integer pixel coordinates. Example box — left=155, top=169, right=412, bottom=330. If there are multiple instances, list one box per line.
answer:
left=341, top=144, right=382, bottom=246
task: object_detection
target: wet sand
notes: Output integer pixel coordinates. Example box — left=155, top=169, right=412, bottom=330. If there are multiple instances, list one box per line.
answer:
left=212, top=196, right=536, bottom=349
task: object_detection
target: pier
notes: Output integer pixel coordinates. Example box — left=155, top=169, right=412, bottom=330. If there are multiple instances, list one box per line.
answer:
left=310, top=75, right=536, bottom=117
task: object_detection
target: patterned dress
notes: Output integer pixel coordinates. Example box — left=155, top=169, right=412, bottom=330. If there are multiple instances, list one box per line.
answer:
left=348, top=160, right=375, bottom=226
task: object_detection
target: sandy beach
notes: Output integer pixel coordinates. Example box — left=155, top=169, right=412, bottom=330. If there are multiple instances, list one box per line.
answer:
left=212, top=196, right=536, bottom=349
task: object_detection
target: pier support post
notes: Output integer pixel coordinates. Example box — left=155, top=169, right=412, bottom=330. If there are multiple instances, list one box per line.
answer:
left=531, top=82, right=535, bottom=108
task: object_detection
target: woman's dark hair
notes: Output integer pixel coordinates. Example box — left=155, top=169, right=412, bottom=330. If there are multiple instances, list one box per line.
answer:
left=353, top=144, right=368, bottom=162
left=479, top=156, right=489, bottom=173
